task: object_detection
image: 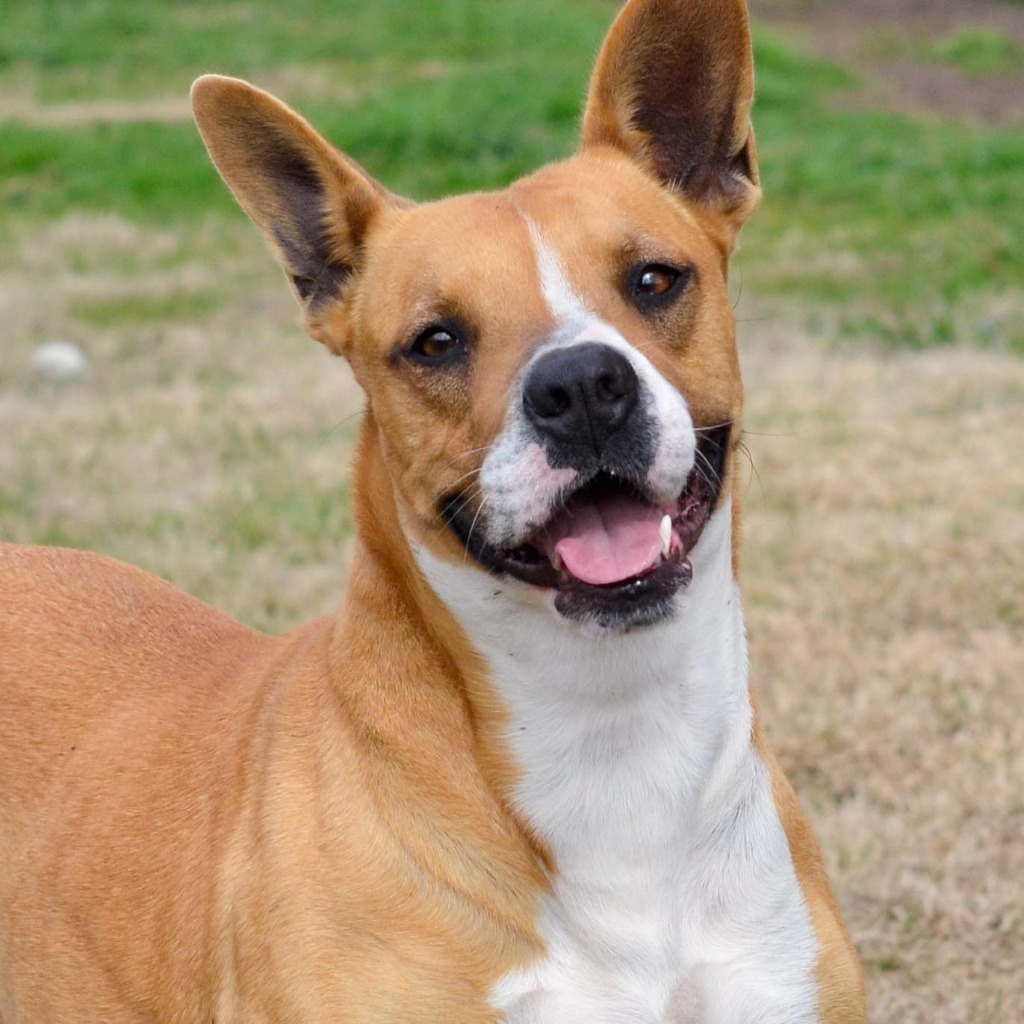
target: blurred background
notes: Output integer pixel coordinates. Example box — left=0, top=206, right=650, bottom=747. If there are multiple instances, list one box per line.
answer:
left=1, top=0, right=1022, bottom=1019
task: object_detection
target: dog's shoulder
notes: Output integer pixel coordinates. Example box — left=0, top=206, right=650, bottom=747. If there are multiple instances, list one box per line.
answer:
left=0, top=543, right=272, bottom=801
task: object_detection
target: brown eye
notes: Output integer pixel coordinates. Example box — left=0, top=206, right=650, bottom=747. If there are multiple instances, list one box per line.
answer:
left=407, top=325, right=464, bottom=366
left=628, top=262, right=691, bottom=312
left=639, top=266, right=677, bottom=295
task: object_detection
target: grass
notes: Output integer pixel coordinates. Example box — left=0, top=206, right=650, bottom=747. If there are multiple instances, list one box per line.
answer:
left=870, top=24, right=1024, bottom=77
left=0, top=0, right=606, bottom=214
left=2, top=1, right=1023, bottom=1019
left=0, top=0, right=607, bottom=96
left=1, top=1, right=1022, bottom=350
left=69, top=289, right=226, bottom=328
left=745, top=32, right=1024, bottom=351
left=740, top=333, right=1024, bottom=1023
left=930, top=27, right=1024, bottom=76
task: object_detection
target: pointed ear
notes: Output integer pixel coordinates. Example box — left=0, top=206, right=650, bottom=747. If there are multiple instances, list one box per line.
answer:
left=582, top=0, right=760, bottom=239
left=191, top=75, right=406, bottom=329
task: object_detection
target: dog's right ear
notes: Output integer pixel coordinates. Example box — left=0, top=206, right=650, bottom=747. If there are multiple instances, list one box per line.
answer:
left=191, top=75, right=406, bottom=347
left=582, top=0, right=760, bottom=245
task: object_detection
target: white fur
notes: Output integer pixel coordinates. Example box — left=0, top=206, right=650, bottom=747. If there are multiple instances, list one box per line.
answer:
left=408, top=225, right=818, bottom=1021
left=479, top=438, right=578, bottom=546
left=524, top=215, right=589, bottom=327
left=414, top=506, right=818, bottom=1023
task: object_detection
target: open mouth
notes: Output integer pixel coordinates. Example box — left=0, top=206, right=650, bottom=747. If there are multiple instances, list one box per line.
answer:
left=440, top=423, right=731, bottom=626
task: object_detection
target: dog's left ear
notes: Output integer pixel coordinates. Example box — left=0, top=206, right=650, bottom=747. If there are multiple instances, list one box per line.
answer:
left=191, top=75, right=408, bottom=350
left=583, top=0, right=760, bottom=244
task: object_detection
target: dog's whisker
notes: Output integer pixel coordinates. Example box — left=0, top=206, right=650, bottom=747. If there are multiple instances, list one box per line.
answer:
left=316, top=409, right=366, bottom=450
left=740, top=427, right=802, bottom=438
left=731, top=267, right=744, bottom=312
left=693, top=420, right=733, bottom=435
left=738, top=438, right=766, bottom=506
left=694, top=446, right=723, bottom=491
left=462, top=497, right=490, bottom=563
left=444, top=466, right=484, bottom=493
left=444, top=487, right=483, bottom=524
left=442, top=444, right=492, bottom=467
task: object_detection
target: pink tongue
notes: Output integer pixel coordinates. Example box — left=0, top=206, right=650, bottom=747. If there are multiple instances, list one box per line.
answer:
left=543, top=492, right=665, bottom=586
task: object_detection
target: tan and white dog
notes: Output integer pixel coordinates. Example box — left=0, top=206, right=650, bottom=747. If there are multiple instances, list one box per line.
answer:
left=0, top=1, right=866, bottom=1020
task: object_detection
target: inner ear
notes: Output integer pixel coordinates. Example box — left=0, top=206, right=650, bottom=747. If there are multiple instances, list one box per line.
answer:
left=192, top=75, right=405, bottom=319
left=260, top=136, right=355, bottom=307
left=582, top=0, right=760, bottom=231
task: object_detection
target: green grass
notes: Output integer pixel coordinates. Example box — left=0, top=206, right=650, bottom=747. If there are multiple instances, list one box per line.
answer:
left=0, top=120, right=223, bottom=223
left=0, top=0, right=608, bottom=97
left=870, top=24, right=1024, bottom=77
left=930, top=27, right=1024, bottom=76
left=69, top=290, right=226, bottom=328
left=2, top=0, right=1022, bottom=350
left=750, top=35, right=1024, bottom=350
left=0, top=0, right=607, bottom=219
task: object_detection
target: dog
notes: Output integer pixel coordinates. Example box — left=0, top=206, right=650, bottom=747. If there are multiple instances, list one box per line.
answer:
left=0, top=0, right=866, bottom=1020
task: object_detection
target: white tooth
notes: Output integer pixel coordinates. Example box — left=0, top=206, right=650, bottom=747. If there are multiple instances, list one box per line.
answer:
left=659, top=514, right=672, bottom=559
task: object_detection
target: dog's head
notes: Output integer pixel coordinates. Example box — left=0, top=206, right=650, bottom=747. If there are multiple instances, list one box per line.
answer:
left=192, top=0, right=758, bottom=634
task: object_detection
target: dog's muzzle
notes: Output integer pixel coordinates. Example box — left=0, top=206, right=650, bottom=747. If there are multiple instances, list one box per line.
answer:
left=439, top=341, right=730, bottom=630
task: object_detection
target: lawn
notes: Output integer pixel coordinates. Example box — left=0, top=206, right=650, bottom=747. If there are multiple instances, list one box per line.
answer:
left=1, top=0, right=1022, bottom=1019
left=3, top=0, right=1022, bottom=349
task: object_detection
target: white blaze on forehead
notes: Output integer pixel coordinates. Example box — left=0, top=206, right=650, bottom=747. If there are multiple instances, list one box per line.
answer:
left=521, top=214, right=590, bottom=326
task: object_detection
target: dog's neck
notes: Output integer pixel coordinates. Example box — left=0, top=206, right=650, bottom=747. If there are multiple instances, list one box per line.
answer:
left=412, top=498, right=763, bottom=1013
left=412, top=496, right=751, bottom=864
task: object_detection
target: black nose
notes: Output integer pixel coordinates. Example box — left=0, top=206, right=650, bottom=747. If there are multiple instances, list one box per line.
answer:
left=523, top=342, right=640, bottom=452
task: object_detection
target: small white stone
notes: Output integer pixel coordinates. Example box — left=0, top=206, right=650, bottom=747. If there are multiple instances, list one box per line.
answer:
left=30, top=341, right=88, bottom=383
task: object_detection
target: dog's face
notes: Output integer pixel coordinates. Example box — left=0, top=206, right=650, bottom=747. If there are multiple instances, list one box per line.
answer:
left=193, top=0, right=759, bottom=633
left=348, top=153, right=743, bottom=632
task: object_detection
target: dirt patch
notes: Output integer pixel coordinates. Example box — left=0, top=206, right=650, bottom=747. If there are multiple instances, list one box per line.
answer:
left=751, top=0, right=1024, bottom=126
left=0, top=95, right=195, bottom=128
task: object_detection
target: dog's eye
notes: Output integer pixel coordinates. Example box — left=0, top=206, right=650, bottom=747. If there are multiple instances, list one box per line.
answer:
left=638, top=266, right=677, bottom=295
left=407, top=326, right=464, bottom=366
left=628, top=263, right=691, bottom=312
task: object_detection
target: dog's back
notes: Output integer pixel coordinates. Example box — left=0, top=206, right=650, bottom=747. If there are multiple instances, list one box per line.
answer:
left=0, top=543, right=263, bottom=813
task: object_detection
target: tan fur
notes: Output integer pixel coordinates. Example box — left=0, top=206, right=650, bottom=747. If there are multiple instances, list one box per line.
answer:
left=0, top=1, right=863, bottom=1020
left=753, top=715, right=868, bottom=1022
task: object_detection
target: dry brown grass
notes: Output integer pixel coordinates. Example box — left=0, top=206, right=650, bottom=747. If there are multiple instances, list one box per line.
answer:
left=742, top=315, right=1024, bottom=1021
left=2, top=215, right=1022, bottom=1020
left=0, top=216, right=360, bottom=627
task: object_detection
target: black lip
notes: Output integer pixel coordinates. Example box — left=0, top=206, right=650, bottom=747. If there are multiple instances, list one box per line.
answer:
left=439, top=422, right=731, bottom=624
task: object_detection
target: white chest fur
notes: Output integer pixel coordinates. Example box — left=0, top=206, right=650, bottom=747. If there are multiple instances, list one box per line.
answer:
left=414, top=504, right=818, bottom=1023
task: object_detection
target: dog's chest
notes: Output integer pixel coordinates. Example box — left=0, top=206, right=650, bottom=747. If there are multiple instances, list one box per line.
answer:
left=483, top=655, right=816, bottom=1024
left=487, top=744, right=818, bottom=1024
left=416, top=511, right=819, bottom=1023
left=488, top=683, right=718, bottom=1023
